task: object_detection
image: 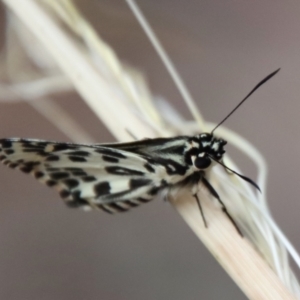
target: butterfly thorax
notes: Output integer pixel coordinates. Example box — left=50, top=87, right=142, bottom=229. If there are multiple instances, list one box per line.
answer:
left=186, top=133, right=227, bottom=171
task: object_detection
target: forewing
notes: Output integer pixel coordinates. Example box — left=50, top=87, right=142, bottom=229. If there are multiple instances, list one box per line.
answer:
left=0, top=138, right=165, bottom=213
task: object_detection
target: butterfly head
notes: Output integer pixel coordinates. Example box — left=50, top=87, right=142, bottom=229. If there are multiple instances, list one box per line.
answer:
left=189, top=133, right=227, bottom=170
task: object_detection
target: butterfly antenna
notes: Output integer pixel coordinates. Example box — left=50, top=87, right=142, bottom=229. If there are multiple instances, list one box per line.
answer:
left=208, top=155, right=261, bottom=192
left=211, top=68, right=280, bottom=134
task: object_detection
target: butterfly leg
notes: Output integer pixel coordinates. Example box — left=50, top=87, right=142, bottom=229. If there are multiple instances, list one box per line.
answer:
left=201, top=177, right=243, bottom=237
left=175, top=171, right=208, bottom=229
left=193, top=192, right=208, bottom=228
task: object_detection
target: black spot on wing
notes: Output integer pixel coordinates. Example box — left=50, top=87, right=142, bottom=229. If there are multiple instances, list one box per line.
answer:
left=20, top=166, right=32, bottom=173
left=0, top=140, right=12, bottom=148
left=37, top=151, right=48, bottom=157
left=8, top=163, right=18, bottom=169
left=60, top=189, right=71, bottom=199
left=4, top=149, right=14, bottom=155
left=53, top=144, right=73, bottom=151
left=46, top=180, right=57, bottom=187
left=68, top=156, right=87, bottom=162
left=105, top=166, right=144, bottom=176
left=21, top=141, right=46, bottom=149
left=102, top=155, right=119, bottom=163
left=82, top=176, right=97, bottom=182
left=66, top=191, right=89, bottom=208
left=63, top=179, right=79, bottom=189
left=137, top=197, right=152, bottom=203
left=68, top=151, right=90, bottom=156
left=94, top=148, right=127, bottom=159
left=154, top=158, right=188, bottom=176
left=19, top=161, right=40, bottom=173
left=184, top=151, right=193, bottom=165
left=94, top=181, right=110, bottom=197
left=50, top=172, right=70, bottom=180
left=144, top=163, right=155, bottom=173
left=98, top=204, right=114, bottom=214
left=46, top=155, right=60, bottom=162
left=34, top=171, right=44, bottom=179
left=26, top=161, right=41, bottom=167
left=0, top=139, right=12, bottom=148
left=145, top=157, right=156, bottom=165
left=102, top=189, right=131, bottom=201
left=161, top=179, right=168, bottom=186
left=129, top=178, right=152, bottom=189
left=148, top=186, right=161, bottom=196
left=124, top=200, right=139, bottom=207
left=107, top=203, right=128, bottom=212
left=0, top=155, right=6, bottom=161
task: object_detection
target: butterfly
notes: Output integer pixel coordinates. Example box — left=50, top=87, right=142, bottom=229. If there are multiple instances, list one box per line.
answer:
left=0, top=69, right=279, bottom=235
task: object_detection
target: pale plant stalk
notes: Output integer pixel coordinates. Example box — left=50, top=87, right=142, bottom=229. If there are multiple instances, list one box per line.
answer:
left=0, top=0, right=299, bottom=299
left=1, top=9, right=94, bottom=143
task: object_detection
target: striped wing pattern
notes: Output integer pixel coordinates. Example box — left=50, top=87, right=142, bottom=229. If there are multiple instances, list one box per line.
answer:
left=0, top=138, right=172, bottom=213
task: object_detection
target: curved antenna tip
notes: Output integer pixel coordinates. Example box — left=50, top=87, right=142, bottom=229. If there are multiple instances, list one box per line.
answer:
left=211, top=68, right=281, bottom=134
left=209, top=155, right=261, bottom=193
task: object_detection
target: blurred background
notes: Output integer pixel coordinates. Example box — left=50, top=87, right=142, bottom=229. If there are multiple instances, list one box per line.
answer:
left=0, top=1, right=300, bottom=299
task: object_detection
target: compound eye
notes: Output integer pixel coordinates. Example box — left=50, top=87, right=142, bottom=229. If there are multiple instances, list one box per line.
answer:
left=194, top=156, right=211, bottom=169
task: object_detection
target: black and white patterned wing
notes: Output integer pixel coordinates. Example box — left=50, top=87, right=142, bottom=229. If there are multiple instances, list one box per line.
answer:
left=0, top=138, right=168, bottom=213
